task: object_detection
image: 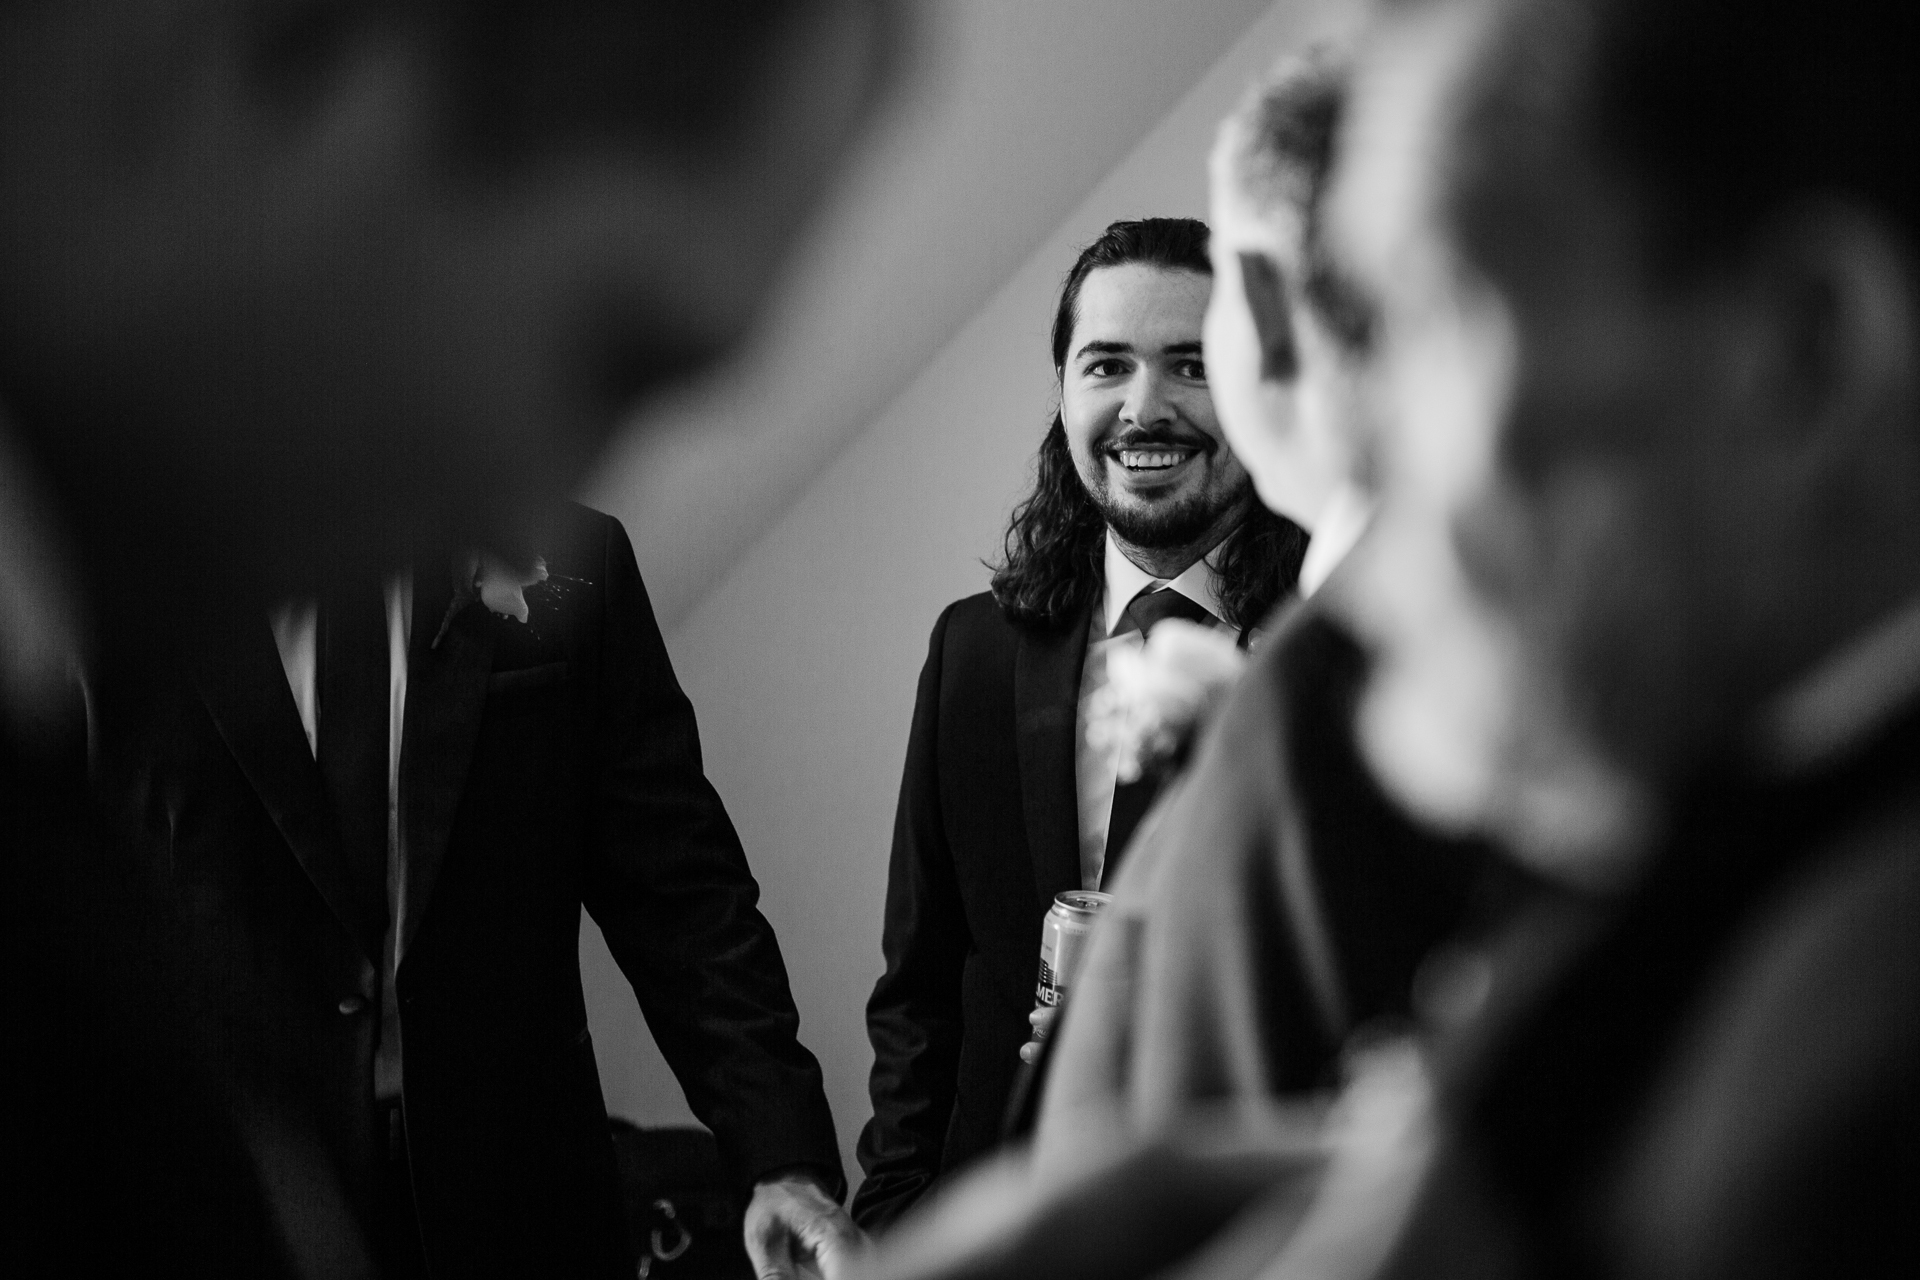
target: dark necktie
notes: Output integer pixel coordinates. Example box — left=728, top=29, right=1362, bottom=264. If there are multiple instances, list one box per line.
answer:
left=318, top=583, right=391, bottom=938
left=1102, top=586, right=1219, bottom=884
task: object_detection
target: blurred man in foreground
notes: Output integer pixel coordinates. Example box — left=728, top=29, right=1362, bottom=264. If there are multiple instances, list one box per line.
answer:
left=867, top=0, right=1917, bottom=1274
left=0, top=2, right=899, bottom=1274
left=1329, top=0, right=1918, bottom=1270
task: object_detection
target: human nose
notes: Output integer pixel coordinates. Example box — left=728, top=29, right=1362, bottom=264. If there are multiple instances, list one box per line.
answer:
left=1120, top=366, right=1174, bottom=430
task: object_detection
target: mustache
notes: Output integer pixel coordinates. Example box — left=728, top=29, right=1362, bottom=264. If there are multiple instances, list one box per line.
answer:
left=1100, top=426, right=1215, bottom=454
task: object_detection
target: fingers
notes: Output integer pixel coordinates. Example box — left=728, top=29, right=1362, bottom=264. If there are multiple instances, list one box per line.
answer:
left=1021, top=1005, right=1060, bottom=1062
left=745, top=1183, right=801, bottom=1280
left=748, top=1222, right=797, bottom=1280
left=801, top=1207, right=870, bottom=1280
left=747, top=1175, right=868, bottom=1280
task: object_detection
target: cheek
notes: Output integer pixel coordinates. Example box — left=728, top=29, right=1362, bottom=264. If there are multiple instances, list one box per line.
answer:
left=1061, top=384, right=1116, bottom=458
left=1220, top=394, right=1295, bottom=501
left=1176, top=383, right=1224, bottom=440
left=1345, top=500, right=1523, bottom=833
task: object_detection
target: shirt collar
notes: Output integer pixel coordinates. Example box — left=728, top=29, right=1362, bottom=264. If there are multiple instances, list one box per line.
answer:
left=1099, top=533, right=1229, bottom=639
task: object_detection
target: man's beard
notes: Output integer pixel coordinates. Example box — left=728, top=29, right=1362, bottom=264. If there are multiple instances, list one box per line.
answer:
left=1088, top=474, right=1250, bottom=550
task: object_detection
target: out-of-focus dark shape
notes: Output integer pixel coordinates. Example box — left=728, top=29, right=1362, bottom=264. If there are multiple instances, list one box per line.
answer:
left=78, top=508, right=849, bottom=1275
left=0, top=0, right=906, bottom=611
left=875, top=1103, right=1328, bottom=1280
left=609, top=1121, right=755, bottom=1280
left=0, top=2, right=905, bottom=1274
left=1327, top=0, right=1920, bottom=1269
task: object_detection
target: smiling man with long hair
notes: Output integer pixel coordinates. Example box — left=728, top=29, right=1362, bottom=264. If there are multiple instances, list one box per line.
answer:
left=854, top=218, right=1305, bottom=1229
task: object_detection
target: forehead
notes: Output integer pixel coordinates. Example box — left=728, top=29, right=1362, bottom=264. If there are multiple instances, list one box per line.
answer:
left=1072, top=264, right=1210, bottom=345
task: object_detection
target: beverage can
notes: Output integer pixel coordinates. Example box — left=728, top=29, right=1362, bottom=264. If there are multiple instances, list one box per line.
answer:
left=1035, top=890, right=1112, bottom=1008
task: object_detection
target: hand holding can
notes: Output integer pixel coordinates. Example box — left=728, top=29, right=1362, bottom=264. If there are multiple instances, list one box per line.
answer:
left=1035, top=890, right=1112, bottom=1012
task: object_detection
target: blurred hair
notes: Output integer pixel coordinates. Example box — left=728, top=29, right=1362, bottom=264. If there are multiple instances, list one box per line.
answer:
left=1438, top=0, right=1919, bottom=280
left=1218, top=49, right=1374, bottom=354
left=409, top=1, right=905, bottom=157
left=990, top=218, right=1308, bottom=632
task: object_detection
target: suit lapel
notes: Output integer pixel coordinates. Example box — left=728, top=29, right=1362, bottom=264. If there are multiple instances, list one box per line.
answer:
left=397, top=566, right=495, bottom=959
left=1014, top=606, right=1092, bottom=911
left=193, top=613, right=386, bottom=962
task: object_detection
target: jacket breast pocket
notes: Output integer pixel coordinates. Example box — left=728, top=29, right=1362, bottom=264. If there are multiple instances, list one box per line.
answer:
left=485, top=660, right=569, bottom=718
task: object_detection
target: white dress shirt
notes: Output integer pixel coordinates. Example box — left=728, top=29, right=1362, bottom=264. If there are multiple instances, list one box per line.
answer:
left=269, top=574, right=413, bottom=1100
left=1073, top=536, right=1227, bottom=890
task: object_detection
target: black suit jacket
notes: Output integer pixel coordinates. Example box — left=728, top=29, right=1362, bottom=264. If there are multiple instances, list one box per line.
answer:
left=1376, top=692, right=1920, bottom=1280
left=852, top=592, right=1095, bottom=1229
left=82, top=505, right=841, bottom=1277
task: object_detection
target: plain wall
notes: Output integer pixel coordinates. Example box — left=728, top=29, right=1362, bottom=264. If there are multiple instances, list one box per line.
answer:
left=582, top=0, right=1360, bottom=1194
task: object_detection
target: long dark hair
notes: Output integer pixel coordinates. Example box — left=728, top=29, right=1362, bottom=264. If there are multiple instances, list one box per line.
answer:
left=988, top=218, right=1307, bottom=633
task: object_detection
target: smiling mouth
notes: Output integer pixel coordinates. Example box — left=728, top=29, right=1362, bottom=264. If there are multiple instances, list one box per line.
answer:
left=1108, top=442, right=1202, bottom=473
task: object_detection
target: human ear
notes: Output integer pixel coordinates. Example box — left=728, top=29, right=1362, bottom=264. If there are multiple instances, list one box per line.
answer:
left=1732, top=200, right=1917, bottom=465
left=1237, top=252, right=1301, bottom=382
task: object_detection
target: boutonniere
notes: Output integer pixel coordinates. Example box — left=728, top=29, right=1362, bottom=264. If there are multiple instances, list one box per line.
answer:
left=431, top=552, right=548, bottom=649
left=1086, top=618, right=1248, bottom=784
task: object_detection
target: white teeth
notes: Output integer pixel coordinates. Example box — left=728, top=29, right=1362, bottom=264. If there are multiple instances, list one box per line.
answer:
left=1118, top=449, right=1186, bottom=469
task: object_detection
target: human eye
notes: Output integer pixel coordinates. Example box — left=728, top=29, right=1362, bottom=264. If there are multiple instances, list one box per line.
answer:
left=1173, top=357, right=1207, bottom=380
left=1082, top=356, right=1129, bottom=378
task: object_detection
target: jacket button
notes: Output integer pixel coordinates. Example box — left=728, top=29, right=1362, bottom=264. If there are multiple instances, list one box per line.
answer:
left=338, top=996, right=367, bottom=1016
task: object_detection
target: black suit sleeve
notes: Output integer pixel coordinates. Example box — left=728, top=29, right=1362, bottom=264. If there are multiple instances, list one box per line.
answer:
left=579, top=516, right=843, bottom=1199
left=852, top=604, right=973, bottom=1230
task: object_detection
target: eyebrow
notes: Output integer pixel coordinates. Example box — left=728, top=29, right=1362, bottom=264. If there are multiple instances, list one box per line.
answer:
left=1073, top=339, right=1204, bottom=360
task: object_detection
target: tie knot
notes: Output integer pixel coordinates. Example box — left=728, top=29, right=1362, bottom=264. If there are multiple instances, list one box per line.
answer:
left=1112, top=586, right=1217, bottom=640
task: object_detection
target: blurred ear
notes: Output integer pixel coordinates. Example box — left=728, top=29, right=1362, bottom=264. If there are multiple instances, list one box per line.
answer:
left=1238, top=252, right=1301, bottom=382
left=1732, top=200, right=1917, bottom=467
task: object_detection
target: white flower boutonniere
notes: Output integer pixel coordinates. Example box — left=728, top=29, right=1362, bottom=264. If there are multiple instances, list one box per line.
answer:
left=475, top=553, right=548, bottom=622
left=1086, top=618, right=1248, bottom=784
left=432, top=552, right=550, bottom=648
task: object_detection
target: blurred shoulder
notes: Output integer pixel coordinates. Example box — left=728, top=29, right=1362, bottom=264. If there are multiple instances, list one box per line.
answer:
left=1605, top=810, right=1920, bottom=1277
left=1213, top=596, right=1362, bottom=759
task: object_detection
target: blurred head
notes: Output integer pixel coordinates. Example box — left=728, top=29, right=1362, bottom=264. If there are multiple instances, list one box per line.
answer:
left=1205, top=49, right=1375, bottom=528
left=1332, top=0, right=1920, bottom=882
left=993, top=219, right=1307, bottom=631
left=0, top=0, right=901, bottom=609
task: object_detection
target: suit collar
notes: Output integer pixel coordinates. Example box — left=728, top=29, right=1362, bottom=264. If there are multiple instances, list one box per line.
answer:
left=397, top=563, right=495, bottom=960
left=192, top=612, right=387, bottom=962
left=1014, top=601, right=1092, bottom=910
